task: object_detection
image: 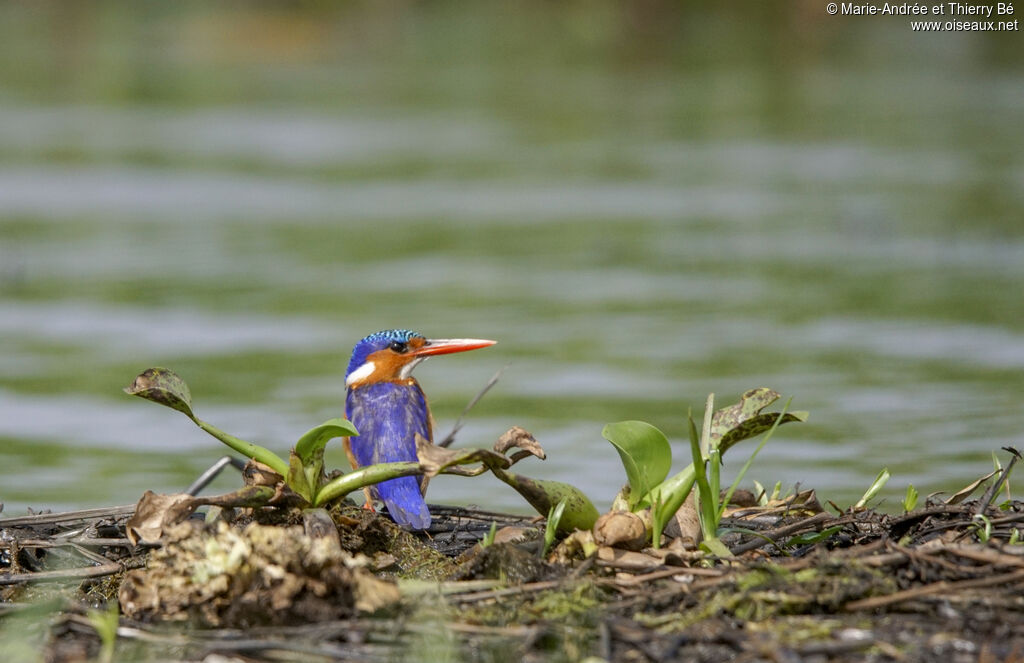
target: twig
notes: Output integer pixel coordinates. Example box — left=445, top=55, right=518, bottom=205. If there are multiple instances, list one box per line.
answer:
left=448, top=578, right=563, bottom=604
left=729, top=512, right=834, bottom=555
left=0, top=505, right=136, bottom=527
left=974, top=447, right=1021, bottom=516
left=844, top=568, right=1024, bottom=611
left=438, top=364, right=508, bottom=448
left=186, top=455, right=247, bottom=496
left=0, top=560, right=133, bottom=585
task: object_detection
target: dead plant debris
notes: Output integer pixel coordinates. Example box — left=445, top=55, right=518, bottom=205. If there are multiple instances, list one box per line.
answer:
left=2, top=488, right=1023, bottom=663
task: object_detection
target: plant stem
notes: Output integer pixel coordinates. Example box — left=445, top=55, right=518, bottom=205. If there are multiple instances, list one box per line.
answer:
left=194, top=418, right=289, bottom=477
left=313, top=461, right=423, bottom=506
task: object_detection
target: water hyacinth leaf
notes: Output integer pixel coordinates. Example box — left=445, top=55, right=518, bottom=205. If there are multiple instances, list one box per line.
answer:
left=489, top=467, right=599, bottom=533
left=286, top=451, right=314, bottom=503
left=650, top=468, right=697, bottom=547
left=602, top=421, right=672, bottom=509
left=125, top=368, right=290, bottom=476
left=638, top=463, right=695, bottom=510
left=711, top=388, right=807, bottom=452
left=124, top=367, right=195, bottom=420
left=295, top=418, right=359, bottom=465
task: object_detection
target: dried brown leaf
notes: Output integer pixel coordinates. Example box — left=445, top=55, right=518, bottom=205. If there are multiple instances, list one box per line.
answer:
left=493, top=426, right=546, bottom=462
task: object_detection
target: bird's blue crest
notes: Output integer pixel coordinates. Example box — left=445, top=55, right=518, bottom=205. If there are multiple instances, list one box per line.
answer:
left=346, top=329, right=424, bottom=378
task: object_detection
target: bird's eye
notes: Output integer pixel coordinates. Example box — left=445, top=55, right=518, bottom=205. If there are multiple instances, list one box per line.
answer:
left=389, top=340, right=409, bottom=353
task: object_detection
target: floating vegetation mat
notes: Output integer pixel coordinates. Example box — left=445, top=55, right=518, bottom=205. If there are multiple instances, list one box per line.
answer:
left=2, top=493, right=1023, bottom=662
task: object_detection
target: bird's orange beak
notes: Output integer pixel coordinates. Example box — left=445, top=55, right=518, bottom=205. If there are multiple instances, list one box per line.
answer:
left=412, top=338, right=496, bottom=357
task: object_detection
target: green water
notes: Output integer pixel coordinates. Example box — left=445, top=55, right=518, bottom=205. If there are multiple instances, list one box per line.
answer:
left=1, top=3, right=1022, bottom=515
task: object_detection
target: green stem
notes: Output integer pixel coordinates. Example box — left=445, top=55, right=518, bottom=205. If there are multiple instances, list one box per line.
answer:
left=312, top=461, right=422, bottom=506
left=194, top=418, right=289, bottom=477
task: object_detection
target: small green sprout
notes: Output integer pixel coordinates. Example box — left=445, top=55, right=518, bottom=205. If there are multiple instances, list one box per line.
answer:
left=85, top=602, right=119, bottom=663
left=903, top=484, right=919, bottom=512
left=543, top=498, right=568, bottom=557
left=972, top=513, right=992, bottom=543
left=854, top=468, right=890, bottom=510
left=480, top=521, right=498, bottom=548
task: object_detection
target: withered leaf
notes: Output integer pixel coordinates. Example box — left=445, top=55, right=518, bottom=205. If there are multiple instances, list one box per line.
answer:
left=126, top=485, right=279, bottom=545
left=123, top=367, right=195, bottom=419
left=126, top=491, right=202, bottom=545
left=493, top=426, right=546, bottom=463
left=415, top=434, right=511, bottom=477
left=711, top=388, right=808, bottom=452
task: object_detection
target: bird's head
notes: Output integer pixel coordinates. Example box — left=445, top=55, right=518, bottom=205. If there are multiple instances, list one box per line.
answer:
left=345, top=329, right=496, bottom=389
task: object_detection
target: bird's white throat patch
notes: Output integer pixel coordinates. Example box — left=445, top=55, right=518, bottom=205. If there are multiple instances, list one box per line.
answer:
left=345, top=361, right=376, bottom=387
left=398, top=357, right=426, bottom=379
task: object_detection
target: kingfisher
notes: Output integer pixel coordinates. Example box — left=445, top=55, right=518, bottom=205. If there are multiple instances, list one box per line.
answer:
left=343, top=329, right=496, bottom=530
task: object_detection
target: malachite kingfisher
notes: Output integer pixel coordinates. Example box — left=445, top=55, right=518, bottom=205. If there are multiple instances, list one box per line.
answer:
left=343, top=329, right=496, bottom=530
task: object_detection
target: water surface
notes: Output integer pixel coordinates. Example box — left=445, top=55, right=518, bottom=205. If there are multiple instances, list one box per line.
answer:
left=1, top=4, right=1022, bottom=516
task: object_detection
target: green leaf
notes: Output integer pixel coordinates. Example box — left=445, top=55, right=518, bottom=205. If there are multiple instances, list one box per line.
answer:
left=544, top=497, right=568, bottom=556
left=903, top=484, right=919, bottom=512
left=688, top=412, right=719, bottom=539
left=295, top=418, right=358, bottom=465
left=286, top=451, right=314, bottom=503
left=699, top=537, right=732, bottom=558
left=602, top=421, right=672, bottom=510
left=720, top=397, right=792, bottom=516
left=649, top=465, right=697, bottom=549
left=125, top=367, right=289, bottom=476
left=313, top=461, right=423, bottom=506
left=785, top=525, right=843, bottom=546
left=124, top=367, right=195, bottom=419
left=489, top=467, right=599, bottom=533
left=480, top=522, right=498, bottom=548
left=710, top=388, right=807, bottom=453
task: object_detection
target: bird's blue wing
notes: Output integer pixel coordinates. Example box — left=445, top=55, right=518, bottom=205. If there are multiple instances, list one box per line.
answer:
left=345, top=382, right=432, bottom=529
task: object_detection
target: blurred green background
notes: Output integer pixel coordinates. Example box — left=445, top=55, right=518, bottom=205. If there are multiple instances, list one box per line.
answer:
left=1, top=1, right=1022, bottom=515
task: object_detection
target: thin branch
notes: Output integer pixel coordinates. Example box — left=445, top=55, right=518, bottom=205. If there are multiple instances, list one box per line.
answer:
left=439, top=364, right=509, bottom=448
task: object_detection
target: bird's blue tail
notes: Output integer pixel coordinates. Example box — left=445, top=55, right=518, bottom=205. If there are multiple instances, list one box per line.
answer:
left=377, top=475, right=431, bottom=530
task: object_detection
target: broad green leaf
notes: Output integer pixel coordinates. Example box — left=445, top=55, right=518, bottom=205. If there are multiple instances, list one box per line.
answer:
left=489, top=467, right=599, bottom=533
left=124, top=367, right=195, bottom=419
left=602, top=421, right=672, bottom=510
left=295, top=418, right=358, bottom=465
